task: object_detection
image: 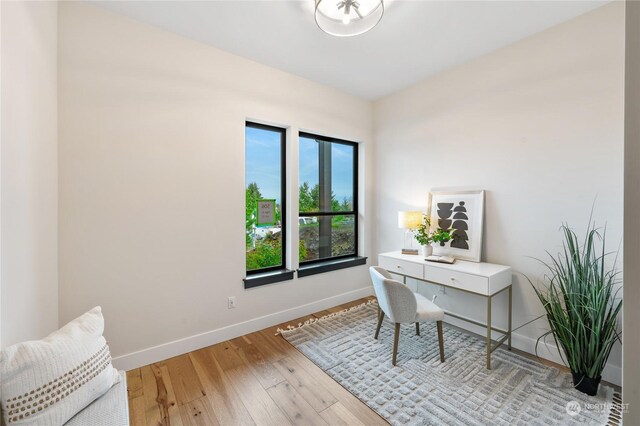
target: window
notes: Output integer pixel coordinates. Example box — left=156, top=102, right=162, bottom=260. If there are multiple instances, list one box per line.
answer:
left=298, top=132, right=358, bottom=265
left=245, top=122, right=286, bottom=275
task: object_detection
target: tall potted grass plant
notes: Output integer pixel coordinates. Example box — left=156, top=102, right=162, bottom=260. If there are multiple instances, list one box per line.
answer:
left=529, top=221, right=622, bottom=396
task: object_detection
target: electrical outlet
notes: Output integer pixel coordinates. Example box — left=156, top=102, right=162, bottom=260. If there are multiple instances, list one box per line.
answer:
left=228, top=297, right=236, bottom=309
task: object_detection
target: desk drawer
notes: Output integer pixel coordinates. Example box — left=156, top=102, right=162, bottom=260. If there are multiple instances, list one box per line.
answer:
left=424, top=265, right=489, bottom=295
left=379, top=256, right=423, bottom=279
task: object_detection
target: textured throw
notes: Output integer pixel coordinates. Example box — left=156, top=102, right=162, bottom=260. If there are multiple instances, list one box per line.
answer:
left=280, top=301, right=620, bottom=426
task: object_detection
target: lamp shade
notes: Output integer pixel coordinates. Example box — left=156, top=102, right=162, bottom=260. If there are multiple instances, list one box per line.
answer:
left=398, top=211, right=423, bottom=230
left=315, top=0, right=384, bottom=37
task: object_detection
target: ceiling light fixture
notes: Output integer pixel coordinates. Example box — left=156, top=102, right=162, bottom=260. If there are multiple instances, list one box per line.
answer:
left=314, top=0, right=384, bottom=37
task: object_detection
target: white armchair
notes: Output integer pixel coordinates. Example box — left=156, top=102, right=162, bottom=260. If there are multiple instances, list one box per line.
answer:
left=369, top=266, right=445, bottom=366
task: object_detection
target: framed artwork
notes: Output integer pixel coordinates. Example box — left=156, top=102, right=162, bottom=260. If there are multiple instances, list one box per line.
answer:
left=428, top=190, right=485, bottom=262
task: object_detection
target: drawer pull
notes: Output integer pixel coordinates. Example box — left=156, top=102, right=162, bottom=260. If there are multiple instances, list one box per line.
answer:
left=450, top=277, right=455, bottom=281
left=397, top=265, right=402, bottom=269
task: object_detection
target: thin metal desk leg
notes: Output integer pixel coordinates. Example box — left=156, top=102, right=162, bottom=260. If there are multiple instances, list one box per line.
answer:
left=508, top=285, right=513, bottom=350
left=487, top=295, right=492, bottom=370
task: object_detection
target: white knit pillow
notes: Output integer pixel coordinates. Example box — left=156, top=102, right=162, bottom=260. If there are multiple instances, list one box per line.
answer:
left=0, top=307, right=121, bottom=425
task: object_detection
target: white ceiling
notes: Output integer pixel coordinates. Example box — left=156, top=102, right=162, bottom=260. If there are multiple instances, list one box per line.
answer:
left=91, top=0, right=610, bottom=100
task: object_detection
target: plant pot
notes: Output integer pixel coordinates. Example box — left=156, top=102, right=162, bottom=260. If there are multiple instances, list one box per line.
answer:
left=421, top=245, right=433, bottom=257
left=571, top=371, right=601, bottom=396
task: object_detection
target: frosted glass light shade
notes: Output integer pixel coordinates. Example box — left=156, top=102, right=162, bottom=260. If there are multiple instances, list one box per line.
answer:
left=398, top=211, right=423, bottom=230
left=315, top=0, right=384, bottom=37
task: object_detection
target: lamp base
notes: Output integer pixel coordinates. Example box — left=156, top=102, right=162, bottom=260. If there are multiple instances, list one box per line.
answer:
left=401, top=229, right=419, bottom=255
left=401, top=248, right=419, bottom=255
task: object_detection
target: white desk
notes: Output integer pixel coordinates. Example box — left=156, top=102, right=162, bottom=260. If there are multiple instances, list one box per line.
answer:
left=378, top=251, right=513, bottom=369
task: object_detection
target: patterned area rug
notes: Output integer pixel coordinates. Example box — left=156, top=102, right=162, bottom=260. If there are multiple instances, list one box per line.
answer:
left=280, top=301, right=620, bottom=426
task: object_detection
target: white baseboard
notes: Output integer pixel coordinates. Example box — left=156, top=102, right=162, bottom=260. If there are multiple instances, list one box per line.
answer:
left=112, top=286, right=374, bottom=371
left=113, top=288, right=622, bottom=388
left=442, top=316, right=622, bottom=387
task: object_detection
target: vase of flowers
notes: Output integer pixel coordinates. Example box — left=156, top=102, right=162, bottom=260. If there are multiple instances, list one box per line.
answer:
left=421, top=244, right=433, bottom=257
left=413, top=215, right=454, bottom=257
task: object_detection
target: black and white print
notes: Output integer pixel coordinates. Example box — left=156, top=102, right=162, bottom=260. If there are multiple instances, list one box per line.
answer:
left=429, top=190, right=485, bottom=262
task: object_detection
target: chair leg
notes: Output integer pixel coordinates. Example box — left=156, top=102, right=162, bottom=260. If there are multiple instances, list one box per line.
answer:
left=415, top=322, right=420, bottom=336
left=392, top=323, right=400, bottom=366
left=437, top=320, right=445, bottom=363
left=374, top=310, right=384, bottom=340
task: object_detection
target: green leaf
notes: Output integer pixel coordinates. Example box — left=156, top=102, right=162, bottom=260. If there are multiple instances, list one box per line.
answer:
left=527, top=219, right=622, bottom=379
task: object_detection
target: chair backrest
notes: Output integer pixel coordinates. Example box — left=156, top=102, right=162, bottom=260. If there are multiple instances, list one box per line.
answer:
left=369, top=266, right=418, bottom=323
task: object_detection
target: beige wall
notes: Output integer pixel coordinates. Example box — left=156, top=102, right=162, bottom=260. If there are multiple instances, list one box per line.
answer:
left=624, top=0, right=640, bottom=421
left=374, top=3, right=624, bottom=385
left=29, top=1, right=628, bottom=386
left=0, top=1, right=59, bottom=348
left=58, top=3, right=373, bottom=368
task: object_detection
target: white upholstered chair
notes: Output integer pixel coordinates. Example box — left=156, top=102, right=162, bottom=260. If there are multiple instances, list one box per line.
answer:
left=369, top=266, right=445, bottom=366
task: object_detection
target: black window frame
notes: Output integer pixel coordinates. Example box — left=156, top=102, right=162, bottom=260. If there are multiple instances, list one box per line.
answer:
left=298, top=132, right=359, bottom=266
left=245, top=121, right=287, bottom=276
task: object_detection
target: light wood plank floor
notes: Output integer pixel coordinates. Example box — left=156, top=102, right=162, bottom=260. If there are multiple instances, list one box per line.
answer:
left=127, top=297, right=387, bottom=426
left=127, top=296, right=620, bottom=425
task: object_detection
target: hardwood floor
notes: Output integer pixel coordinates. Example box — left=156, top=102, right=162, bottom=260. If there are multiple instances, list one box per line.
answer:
left=126, top=297, right=387, bottom=426
left=127, top=295, right=621, bottom=425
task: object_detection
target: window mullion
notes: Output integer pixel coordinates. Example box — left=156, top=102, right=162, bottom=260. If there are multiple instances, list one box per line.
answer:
left=288, top=128, right=300, bottom=271
left=299, top=211, right=355, bottom=217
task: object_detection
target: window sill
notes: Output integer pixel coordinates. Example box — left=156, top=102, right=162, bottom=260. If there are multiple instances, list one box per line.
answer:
left=244, top=269, right=294, bottom=289
left=297, top=256, right=368, bottom=278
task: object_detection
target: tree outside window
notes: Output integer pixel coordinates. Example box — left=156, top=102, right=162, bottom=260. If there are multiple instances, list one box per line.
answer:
left=298, top=133, right=358, bottom=264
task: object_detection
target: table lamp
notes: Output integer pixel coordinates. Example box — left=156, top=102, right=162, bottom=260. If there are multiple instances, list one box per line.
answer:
left=398, top=211, right=423, bottom=255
